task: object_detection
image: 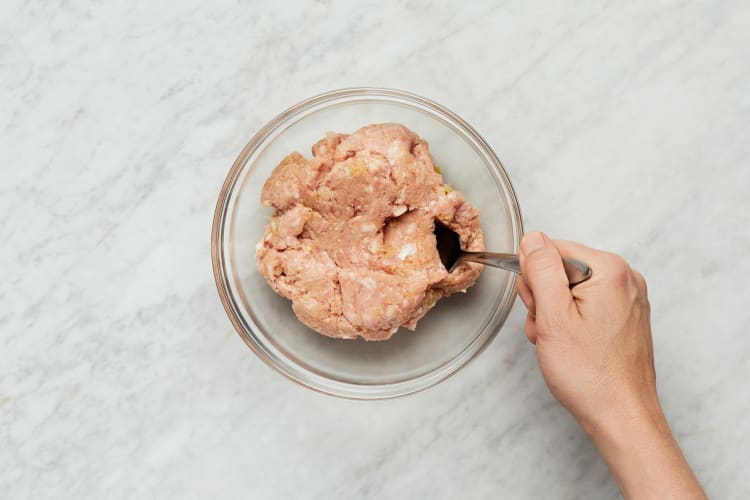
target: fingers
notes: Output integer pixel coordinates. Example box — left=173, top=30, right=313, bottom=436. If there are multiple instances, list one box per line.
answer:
left=547, top=240, right=605, bottom=279
left=515, top=276, right=535, bottom=318
left=516, top=276, right=537, bottom=344
left=525, top=313, right=538, bottom=344
left=519, top=232, right=574, bottom=320
left=553, top=239, right=647, bottom=291
left=552, top=240, right=630, bottom=286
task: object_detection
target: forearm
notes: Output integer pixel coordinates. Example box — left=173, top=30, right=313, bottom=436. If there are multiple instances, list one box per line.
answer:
left=583, top=396, right=706, bottom=499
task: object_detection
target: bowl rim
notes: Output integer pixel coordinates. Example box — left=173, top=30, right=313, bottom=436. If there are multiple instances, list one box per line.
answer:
left=211, top=87, right=524, bottom=399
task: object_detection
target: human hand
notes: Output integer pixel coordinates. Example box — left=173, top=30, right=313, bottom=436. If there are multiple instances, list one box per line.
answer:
left=516, top=232, right=705, bottom=499
left=515, top=232, right=655, bottom=430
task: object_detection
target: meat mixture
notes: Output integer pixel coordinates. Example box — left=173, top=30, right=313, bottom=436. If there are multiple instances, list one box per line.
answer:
left=256, top=123, right=484, bottom=341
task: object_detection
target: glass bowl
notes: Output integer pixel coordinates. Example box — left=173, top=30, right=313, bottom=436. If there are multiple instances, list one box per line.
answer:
left=211, top=88, right=523, bottom=399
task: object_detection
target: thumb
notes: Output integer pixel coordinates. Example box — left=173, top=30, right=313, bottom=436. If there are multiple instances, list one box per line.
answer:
left=519, top=232, right=573, bottom=320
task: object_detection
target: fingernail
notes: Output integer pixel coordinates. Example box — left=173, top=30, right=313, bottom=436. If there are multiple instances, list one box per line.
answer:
left=521, top=232, right=545, bottom=255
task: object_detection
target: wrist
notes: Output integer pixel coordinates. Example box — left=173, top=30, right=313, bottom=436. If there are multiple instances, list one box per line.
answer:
left=579, top=390, right=706, bottom=499
left=581, top=388, right=667, bottom=445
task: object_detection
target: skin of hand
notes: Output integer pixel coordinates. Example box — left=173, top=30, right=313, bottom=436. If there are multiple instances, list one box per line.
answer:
left=516, top=232, right=706, bottom=500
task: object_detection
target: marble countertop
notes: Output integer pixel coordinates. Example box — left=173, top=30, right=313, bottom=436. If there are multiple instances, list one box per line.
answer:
left=3, top=1, right=749, bottom=498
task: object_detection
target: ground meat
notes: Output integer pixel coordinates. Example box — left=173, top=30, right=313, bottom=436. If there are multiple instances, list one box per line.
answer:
left=256, top=123, right=484, bottom=341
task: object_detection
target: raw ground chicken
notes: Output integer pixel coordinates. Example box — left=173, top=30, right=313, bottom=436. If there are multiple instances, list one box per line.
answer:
left=256, top=123, right=484, bottom=341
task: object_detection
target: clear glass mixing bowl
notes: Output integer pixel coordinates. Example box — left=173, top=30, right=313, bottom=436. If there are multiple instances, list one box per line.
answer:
left=211, top=88, right=523, bottom=399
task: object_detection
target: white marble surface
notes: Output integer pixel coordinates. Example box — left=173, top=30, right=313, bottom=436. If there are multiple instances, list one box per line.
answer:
left=2, top=0, right=749, bottom=498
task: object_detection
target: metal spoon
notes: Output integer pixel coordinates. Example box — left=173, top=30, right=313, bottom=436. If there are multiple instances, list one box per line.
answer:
left=434, top=224, right=592, bottom=286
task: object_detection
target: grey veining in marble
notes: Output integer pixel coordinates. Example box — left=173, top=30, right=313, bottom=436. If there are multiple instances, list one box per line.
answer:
left=2, top=0, right=749, bottom=498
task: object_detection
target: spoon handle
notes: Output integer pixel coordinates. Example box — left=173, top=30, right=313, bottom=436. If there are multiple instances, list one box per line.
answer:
left=460, top=252, right=592, bottom=286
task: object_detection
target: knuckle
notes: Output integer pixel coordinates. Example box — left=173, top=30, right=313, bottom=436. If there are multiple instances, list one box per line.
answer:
left=604, top=253, right=632, bottom=285
left=632, top=269, right=648, bottom=294
left=605, top=252, right=629, bottom=271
